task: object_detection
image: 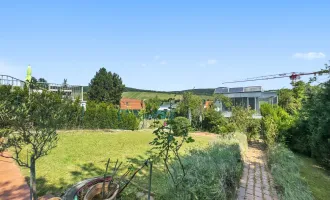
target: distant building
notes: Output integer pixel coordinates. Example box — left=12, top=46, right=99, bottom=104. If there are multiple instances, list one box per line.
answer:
left=213, top=86, right=277, bottom=118
left=120, top=98, right=145, bottom=111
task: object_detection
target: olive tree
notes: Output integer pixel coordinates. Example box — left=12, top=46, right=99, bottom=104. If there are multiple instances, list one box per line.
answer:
left=0, top=91, right=65, bottom=200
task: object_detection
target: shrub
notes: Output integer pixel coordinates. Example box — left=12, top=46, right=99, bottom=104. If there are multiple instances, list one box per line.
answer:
left=246, top=119, right=261, bottom=141
left=158, top=140, right=244, bottom=200
left=260, top=104, right=293, bottom=146
left=267, top=144, right=313, bottom=200
left=171, top=117, right=190, bottom=136
left=119, top=111, right=140, bottom=130
left=202, top=108, right=227, bottom=134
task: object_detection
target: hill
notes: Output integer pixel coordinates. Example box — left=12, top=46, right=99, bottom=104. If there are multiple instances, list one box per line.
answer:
left=122, top=91, right=213, bottom=100
left=125, top=87, right=215, bottom=96
left=84, top=87, right=215, bottom=100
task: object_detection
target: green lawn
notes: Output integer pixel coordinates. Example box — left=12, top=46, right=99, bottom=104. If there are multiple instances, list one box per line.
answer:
left=296, top=154, right=330, bottom=200
left=21, top=130, right=213, bottom=196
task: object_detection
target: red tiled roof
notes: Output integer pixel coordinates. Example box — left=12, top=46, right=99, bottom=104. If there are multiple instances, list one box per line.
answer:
left=120, top=98, right=145, bottom=110
left=204, top=101, right=213, bottom=108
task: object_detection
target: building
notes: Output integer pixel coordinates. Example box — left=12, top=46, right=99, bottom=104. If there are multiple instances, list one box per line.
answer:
left=213, top=86, right=277, bottom=118
left=120, top=98, right=145, bottom=111
left=157, top=102, right=178, bottom=119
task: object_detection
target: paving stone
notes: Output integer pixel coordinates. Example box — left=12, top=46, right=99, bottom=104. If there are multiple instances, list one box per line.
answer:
left=238, top=187, right=246, bottom=197
left=245, top=193, right=254, bottom=200
left=255, top=187, right=262, bottom=195
left=246, top=188, right=254, bottom=195
left=263, top=189, right=270, bottom=196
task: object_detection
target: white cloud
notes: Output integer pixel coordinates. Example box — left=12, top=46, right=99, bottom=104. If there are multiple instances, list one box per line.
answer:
left=141, top=63, right=147, bottom=67
left=293, top=52, right=326, bottom=60
left=154, top=55, right=160, bottom=60
left=160, top=60, right=167, bottom=65
left=207, top=59, right=217, bottom=65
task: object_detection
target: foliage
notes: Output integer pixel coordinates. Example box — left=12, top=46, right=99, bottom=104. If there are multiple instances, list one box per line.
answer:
left=267, top=144, right=313, bottom=200
left=119, top=111, right=140, bottom=130
left=260, top=104, right=293, bottom=146
left=0, top=91, right=66, bottom=199
left=61, top=98, right=84, bottom=129
left=145, top=96, right=162, bottom=119
left=231, top=106, right=254, bottom=132
left=202, top=108, right=228, bottom=134
left=176, top=92, right=202, bottom=129
left=158, top=135, right=245, bottom=200
left=83, top=101, right=139, bottom=130
left=278, top=81, right=307, bottom=116
left=213, top=93, right=233, bottom=108
left=171, top=117, right=191, bottom=136
left=150, top=120, right=195, bottom=184
left=230, top=106, right=261, bottom=140
left=292, top=74, right=330, bottom=167
left=88, top=67, right=125, bottom=105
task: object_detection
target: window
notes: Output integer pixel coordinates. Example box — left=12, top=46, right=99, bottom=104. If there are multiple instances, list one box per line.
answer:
left=248, top=97, right=255, bottom=110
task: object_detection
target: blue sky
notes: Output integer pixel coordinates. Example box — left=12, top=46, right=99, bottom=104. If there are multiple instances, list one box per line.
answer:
left=0, top=1, right=329, bottom=91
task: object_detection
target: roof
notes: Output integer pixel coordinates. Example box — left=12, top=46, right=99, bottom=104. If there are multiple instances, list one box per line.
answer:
left=214, top=86, right=263, bottom=94
left=158, top=103, right=177, bottom=111
left=204, top=101, right=213, bottom=108
left=120, top=98, right=145, bottom=110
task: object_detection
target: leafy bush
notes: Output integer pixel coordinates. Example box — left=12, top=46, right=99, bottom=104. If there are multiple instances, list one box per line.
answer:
left=267, top=144, right=313, bottom=200
left=158, top=140, right=244, bottom=200
left=246, top=119, right=261, bottom=140
left=202, top=108, right=228, bottom=134
left=83, top=101, right=140, bottom=130
left=119, top=111, right=140, bottom=130
left=230, top=106, right=261, bottom=140
left=293, top=79, right=330, bottom=167
left=260, top=104, right=293, bottom=146
left=171, top=117, right=190, bottom=136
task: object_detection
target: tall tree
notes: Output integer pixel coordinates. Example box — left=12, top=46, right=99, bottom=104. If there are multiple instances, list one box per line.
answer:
left=88, top=68, right=125, bottom=105
left=176, top=92, right=202, bottom=127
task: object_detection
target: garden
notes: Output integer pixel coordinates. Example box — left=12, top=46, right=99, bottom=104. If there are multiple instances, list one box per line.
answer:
left=1, top=65, right=330, bottom=200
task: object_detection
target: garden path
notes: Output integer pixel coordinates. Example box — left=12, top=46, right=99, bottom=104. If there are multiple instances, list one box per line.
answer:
left=0, top=152, right=30, bottom=200
left=237, top=142, right=278, bottom=200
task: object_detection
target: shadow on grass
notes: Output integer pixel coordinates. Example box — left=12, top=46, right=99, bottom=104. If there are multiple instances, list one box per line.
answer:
left=31, top=157, right=153, bottom=197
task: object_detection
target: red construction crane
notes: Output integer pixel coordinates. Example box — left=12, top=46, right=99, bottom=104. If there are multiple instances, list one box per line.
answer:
left=222, top=70, right=329, bottom=84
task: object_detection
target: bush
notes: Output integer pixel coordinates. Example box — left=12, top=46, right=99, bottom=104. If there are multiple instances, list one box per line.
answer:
left=119, top=111, right=140, bottom=130
left=260, top=104, right=293, bottom=146
left=158, top=140, right=244, bottom=199
left=202, top=108, right=228, bottom=134
left=171, top=117, right=190, bottom=136
left=246, top=119, right=261, bottom=141
left=267, top=144, right=313, bottom=200
left=83, top=101, right=140, bottom=130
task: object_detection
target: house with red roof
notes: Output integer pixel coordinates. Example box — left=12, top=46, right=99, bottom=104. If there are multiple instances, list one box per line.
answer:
left=120, top=98, right=145, bottom=111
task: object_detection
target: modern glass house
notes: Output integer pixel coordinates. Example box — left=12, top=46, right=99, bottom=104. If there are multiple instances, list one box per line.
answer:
left=213, top=86, right=278, bottom=118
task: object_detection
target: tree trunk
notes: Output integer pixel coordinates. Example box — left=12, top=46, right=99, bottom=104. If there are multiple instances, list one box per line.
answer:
left=30, top=158, right=37, bottom=200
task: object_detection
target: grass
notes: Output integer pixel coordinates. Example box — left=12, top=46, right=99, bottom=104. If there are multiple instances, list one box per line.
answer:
left=296, top=154, right=330, bottom=200
left=19, top=130, right=213, bottom=196
left=267, top=144, right=313, bottom=200
left=122, top=91, right=212, bottom=100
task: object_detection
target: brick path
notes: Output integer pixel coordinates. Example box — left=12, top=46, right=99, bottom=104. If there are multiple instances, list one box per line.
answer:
left=237, top=142, right=278, bottom=200
left=0, top=152, right=30, bottom=200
